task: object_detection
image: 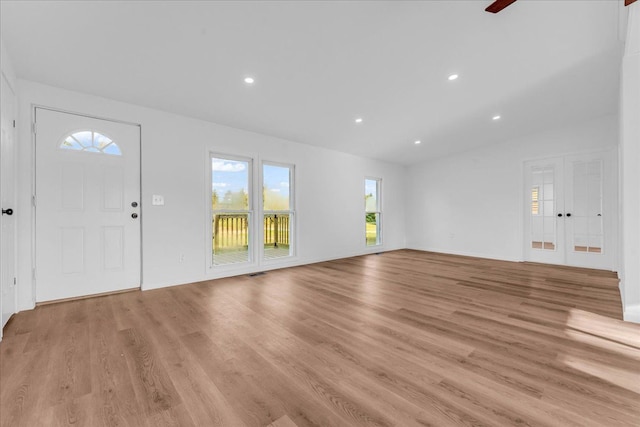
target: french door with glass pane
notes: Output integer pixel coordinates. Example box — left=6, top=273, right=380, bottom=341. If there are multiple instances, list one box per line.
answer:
left=524, top=150, right=616, bottom=270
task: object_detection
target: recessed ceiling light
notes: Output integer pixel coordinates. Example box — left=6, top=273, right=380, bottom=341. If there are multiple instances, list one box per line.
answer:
left=448, top=74, right=459, bottom=81
left=244, top=76, right=255, bottom=84
left=355, top=117, right=363, bottom=124
left=414, top=140, right=422, bottom=145
left=492, top=115, right=501, bottom=121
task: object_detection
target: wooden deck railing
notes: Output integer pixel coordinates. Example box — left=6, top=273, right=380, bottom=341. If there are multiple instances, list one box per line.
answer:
left=264, top=214, right=290, bottom=248
left=213, top=213, right=290, bottom=250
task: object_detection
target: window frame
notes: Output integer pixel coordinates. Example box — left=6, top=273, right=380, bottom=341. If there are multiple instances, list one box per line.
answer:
left=261, top=160, right=296, bottom=261
left=208, top=152, right=254, bottom=269
left=365, top=177, right=382, bottom=247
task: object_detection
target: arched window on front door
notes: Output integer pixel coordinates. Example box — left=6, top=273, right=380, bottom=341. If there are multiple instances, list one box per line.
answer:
left=60, top=130, right=122, bottom=156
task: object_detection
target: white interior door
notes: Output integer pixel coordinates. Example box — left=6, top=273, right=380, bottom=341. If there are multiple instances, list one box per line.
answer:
left=35, top=108, right=141, bottom=302
left=564, top=151, right=616, bottom=270
left=524, top=151, right=616, bottom=270
left=1, top=74, right=17, bottom=328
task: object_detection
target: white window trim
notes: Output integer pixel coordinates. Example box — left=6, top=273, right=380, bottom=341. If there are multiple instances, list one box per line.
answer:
left=365, top=176, right=382, bottom=247
left=260, top=160, right=296, bottom=262
left=208, top=152, right=254, bottom=270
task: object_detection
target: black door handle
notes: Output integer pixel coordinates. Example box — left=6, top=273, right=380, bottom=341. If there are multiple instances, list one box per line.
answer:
left=131, top=213, right=138, bottom=219
left=557, top=213, right=563, bottom=217
left=2, top=208, right=13, bottom=215
left=566, top=213, right=572, bottom=217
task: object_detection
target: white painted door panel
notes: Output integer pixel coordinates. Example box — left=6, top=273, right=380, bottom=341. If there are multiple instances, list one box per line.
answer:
left=1, top=75, right=17, bottom=328
left=35, top=108, right=140, bottom=302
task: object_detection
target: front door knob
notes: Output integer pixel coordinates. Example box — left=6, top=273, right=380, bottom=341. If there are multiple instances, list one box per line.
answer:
left=2, top=208, right=13, bottom=215
left=131, top=213, right=138, bottom=219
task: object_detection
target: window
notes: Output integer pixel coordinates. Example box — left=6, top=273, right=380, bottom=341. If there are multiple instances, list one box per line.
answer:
left=263, top=162, right=294, bottom=260
left=531, top=187, right=539, bottom=215
left=60, top=131, right=121, bottom=155
left=365, top=178, right=381, bottom=246
left=211, top=155, right=252, bottom=266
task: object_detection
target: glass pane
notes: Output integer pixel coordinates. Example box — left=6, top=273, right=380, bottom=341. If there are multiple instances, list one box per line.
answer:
left=263, top=213, right=291, bottom=259
left=213, top=213, right=249, bottom=265
left=59, top=131, right=121, bottom=156
left=263, top=164, right=290, bottom=211
left=365, top=179, right=378, bottom=212
left=588, top=235, right=603, bottom=253
left=574, top=235, right=588, bottom=252
left=103, top=143, right=122, bottom=156
left=543, top=217, right=555, bottom=236
left=543, top=234, right=556, bottom=250
left=74, top=131, right=93, bottom=147
left=532, top=216, right=543, bottom=236
left=532, top=168, right=544, bottom=185
left=61, top=137, right=82, bottom=150
left=212, top=158, right=250, bottom=210
left=94, top=132, right=113, bottom=150
left=366, top=213, right=380, bottom=246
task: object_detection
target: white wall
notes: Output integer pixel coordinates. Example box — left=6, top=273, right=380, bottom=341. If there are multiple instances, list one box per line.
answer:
left=15, top=80, right=406, bottom=310
left=619, top=3, right=640, bottom=322
left=1, top=40, right=17, bottom=90
left=405, top=115, right=618, bottom=262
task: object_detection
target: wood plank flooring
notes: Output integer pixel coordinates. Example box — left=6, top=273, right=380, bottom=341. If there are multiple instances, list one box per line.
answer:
left=1, top=249, right=638, bottom=426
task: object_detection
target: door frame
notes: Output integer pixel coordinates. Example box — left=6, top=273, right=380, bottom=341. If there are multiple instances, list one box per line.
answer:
left=31, top=105, right=143, bottom=302
left=1, top=71, right=18, bottom=337
left=521, top=147, right=618, bottom=271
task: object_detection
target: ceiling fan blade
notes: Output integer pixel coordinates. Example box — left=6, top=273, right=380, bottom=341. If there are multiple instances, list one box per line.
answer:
left=625, top=0, right=637, bottom=6
left=485, top=0, right=518, bottom=13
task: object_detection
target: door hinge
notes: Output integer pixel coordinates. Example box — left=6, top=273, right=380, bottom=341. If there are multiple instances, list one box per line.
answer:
left=32, top=268, right=36, bottom=280
left=13, top=277, right=16, bottom=286
left=32, top=122, right=36, bottom=134
left=13, top=120, right=16, bottom=128
left=32, top=195, right=36, bottom=207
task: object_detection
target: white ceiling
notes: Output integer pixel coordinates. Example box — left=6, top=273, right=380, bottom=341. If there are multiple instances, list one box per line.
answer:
left=0, top=0, right=624, bottom=164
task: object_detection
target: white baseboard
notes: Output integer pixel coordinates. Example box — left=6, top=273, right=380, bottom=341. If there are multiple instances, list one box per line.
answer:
left=405, top=245, right=522, bottom=263
left=142, top=245, right=404, bottom=291
left=623, top=304, right=640, bottom=323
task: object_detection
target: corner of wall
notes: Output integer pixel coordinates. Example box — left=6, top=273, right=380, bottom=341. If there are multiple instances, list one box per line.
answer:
left=623, top=303, right=640, bottom=323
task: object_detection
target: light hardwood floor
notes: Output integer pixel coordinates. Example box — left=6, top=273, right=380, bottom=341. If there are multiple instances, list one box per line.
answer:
left=1, top=250, right=638, bottom=426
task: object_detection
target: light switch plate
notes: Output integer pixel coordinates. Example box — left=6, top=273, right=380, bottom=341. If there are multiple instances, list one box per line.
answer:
left=152, top=195, right=165, bottom=206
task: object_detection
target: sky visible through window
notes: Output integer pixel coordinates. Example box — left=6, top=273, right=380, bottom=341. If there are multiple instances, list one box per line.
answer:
left=263, top=165, right=289, bottom=196
left=212, top=158, right=248, bottom=195
left=211, top=159, right=290, bottom=210
left=365, top=178, right=378, bottom=211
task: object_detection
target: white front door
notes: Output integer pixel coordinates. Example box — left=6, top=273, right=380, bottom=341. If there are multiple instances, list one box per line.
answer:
left=35, top=108, right=141, bottom=302
left=524, top=150, right=616, bottom=270
left=1, top=75, right=17, bottom=328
